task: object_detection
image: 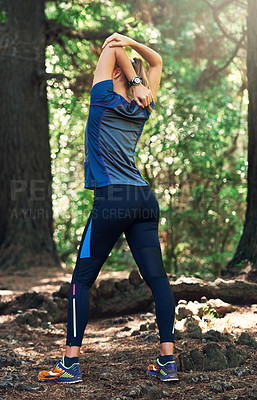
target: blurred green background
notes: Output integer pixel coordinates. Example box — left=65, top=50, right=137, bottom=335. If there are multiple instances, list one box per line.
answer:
left=45, top=0, right=247, bottom=277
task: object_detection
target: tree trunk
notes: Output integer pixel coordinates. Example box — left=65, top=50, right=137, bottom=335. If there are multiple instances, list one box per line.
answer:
left=223, top=0, right=257, bottom=280
left=0, top=0, right=60, bottom=270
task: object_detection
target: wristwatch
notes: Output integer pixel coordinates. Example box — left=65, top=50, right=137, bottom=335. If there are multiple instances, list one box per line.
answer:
left=128, top=76, right=142, bottom=87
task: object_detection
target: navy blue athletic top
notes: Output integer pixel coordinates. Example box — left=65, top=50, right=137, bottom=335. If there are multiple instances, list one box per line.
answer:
left=84, top=79, right=154, bottom=189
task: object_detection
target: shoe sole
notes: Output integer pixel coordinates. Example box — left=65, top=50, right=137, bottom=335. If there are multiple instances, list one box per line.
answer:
left=160, top=375, right=179, bottom=382
left=147, top=371, right=179, bottom=382
left=38, top=378, right=83, bottom=384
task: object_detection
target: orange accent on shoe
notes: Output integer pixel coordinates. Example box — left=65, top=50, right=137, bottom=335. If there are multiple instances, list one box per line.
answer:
left=38, top=366, right=65, bottom=381
left=147, top=362, right=161, bottom=373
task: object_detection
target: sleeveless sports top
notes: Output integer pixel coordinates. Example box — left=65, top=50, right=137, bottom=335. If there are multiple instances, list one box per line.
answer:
left=84, top=79, right=154, bottom=189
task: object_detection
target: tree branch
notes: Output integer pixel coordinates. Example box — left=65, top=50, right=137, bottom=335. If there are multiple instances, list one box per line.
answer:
left=56, top=35, right=81, bottom=69
left=213, top=10, right=244, bottom=45
left=203, top=0, right=246, bottom=47
left=207, top=31, right=246, bottom=76
left=36, top=70, right=69, bottom=82
left=45, top=19, right=128, bottom=45
left=197, top=31, right=246, bottom=87
left=203, top=0, right=238, bottom=10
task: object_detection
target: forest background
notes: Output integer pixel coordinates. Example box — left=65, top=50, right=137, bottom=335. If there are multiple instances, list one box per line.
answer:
left=0, top=0, right=251, bottom=278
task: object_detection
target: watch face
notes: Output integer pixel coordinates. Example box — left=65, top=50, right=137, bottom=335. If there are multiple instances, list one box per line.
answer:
left=134, top=77, right=141, bottom=84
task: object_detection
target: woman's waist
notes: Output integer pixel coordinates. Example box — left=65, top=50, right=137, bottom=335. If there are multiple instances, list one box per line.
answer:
left=94, top=183, right=151, bottom=199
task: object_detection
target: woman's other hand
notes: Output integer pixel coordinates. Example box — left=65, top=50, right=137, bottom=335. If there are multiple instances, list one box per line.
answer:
left=132, top=84, right=154, bottom=108
left=102, top=32, right=133, bottom=50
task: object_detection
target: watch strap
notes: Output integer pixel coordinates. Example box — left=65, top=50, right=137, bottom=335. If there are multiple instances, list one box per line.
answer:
left=129, top=76, right=142, bottom=87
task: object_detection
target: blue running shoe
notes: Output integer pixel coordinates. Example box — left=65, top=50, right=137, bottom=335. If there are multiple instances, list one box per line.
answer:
left=38, top=356, right=82, bottom=384
left=147, top=356, right=179, bottom=381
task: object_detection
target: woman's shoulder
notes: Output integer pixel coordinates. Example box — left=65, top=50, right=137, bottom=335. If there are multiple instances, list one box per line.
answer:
left=90, top=79, right=117, bottom=105
left=90, top=80, right=154, bottom=120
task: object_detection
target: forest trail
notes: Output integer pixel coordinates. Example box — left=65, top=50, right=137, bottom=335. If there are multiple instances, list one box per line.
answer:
left=0, top=269, right=256, bottom=399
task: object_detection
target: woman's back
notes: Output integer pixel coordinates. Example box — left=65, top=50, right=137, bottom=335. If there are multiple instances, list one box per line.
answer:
left=84, top=79, right=154, bottom=190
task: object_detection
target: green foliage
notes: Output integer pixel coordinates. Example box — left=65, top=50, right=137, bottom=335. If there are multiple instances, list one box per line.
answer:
left=202, top=304, right=220, bottom=319
left=45, top=0, right=248, bottom=276
left=0, top=8, right=8, bottom=23
left=235, top=259, right=249, bottom=268
left=141, top=60, right=247, bottom=276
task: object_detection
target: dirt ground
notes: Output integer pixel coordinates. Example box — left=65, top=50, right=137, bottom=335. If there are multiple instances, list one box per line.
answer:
left=0, top=267, right=257, bottom=400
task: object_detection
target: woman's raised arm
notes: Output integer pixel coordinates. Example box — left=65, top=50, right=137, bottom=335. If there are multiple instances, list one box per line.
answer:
left=92, top=43, right=153, bottom=108
left=91, top=45, right=116, bottom=87
left=102, top=33, right=162, bottom=66
left=101, top=33, right=162, bottom=102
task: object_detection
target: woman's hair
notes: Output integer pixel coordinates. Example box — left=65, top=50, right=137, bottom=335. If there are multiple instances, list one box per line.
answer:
left=124, top=57, right=153, bottom=113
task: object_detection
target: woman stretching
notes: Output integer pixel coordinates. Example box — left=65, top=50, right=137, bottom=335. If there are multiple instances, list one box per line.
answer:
left=38, top=32, right=178, bottom=383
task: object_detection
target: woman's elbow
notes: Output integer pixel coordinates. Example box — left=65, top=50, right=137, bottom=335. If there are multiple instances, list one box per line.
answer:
left=150, top=55, right=162, bottom=68
left=157, top=55, right=162, bottom=65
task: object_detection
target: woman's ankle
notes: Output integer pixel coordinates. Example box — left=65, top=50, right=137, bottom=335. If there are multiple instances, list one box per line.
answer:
left=65, top=345, right=80, bottom=358
left=160, top=341, right=174, bottom=356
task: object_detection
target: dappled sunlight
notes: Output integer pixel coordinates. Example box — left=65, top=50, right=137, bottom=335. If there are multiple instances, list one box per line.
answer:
left=43, top=0, right=249, bottom=275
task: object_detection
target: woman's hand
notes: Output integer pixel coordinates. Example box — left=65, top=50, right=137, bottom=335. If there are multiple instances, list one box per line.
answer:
left=132, top=84, right=154, bottom=108
left=102, top=32, right=134, bottom=50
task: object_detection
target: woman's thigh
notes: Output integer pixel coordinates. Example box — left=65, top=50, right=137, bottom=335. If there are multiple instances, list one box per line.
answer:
left=124, top=188, right=167, bottom=281
left=73, top=185, right=141, bottom=285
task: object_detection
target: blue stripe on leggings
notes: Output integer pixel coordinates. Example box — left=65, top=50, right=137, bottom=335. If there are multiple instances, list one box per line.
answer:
left=80, top=219, right=92, bottom=258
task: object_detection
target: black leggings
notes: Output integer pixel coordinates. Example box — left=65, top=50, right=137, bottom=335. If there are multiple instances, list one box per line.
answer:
left=66, top=184, right=175, bottom=346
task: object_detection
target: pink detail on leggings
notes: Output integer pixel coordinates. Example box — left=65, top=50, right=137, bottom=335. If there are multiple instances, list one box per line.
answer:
left=73, top=283, right=75, bottom=296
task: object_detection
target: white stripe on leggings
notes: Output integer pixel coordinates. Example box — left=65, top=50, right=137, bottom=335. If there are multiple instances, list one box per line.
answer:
left=172, top=318, right=175, bottom=334
left=73, top=298, right=77, bottom=337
